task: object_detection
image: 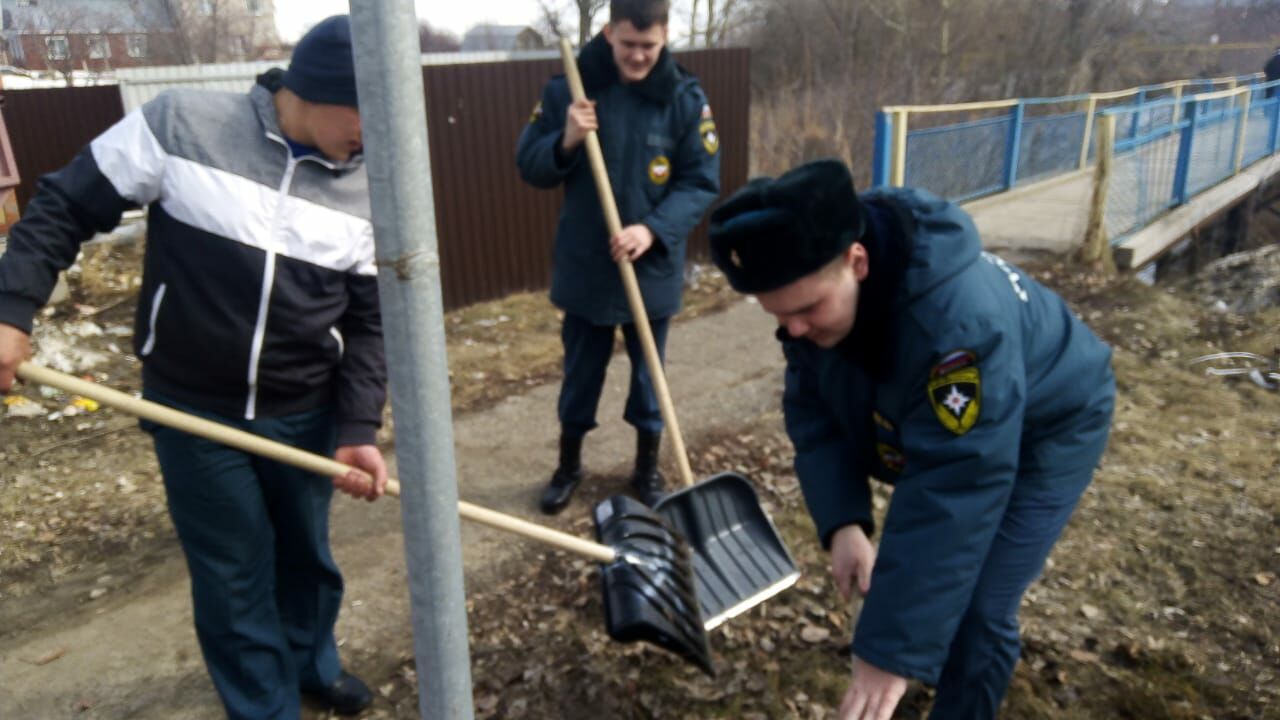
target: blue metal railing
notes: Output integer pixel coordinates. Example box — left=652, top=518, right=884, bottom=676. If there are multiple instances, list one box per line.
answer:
left=874, top=73, right=1280, bottom=243
left=1100, top=80, right=1280, bottom=242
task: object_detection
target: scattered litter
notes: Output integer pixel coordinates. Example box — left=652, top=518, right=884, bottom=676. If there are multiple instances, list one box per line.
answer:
left=1189, top=352, right=1279, bottom=391
left=3, top=396, right=45, bottom=418
left=71, top=397, right=100, bottom=412
left=473, top=315, right=511, bottom=328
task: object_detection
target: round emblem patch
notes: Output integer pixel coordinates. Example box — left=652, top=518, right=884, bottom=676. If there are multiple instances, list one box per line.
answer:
left=648, top=155, right=672, bottom=185
left=700, top=119, right=720, bottom=155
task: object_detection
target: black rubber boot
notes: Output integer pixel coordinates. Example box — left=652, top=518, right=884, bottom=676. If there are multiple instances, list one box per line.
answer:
left=303, top=671, right=373, bottom=716
left=540, top=434, right=584, bottom=515
left=631, top=430, right=667, bottom=507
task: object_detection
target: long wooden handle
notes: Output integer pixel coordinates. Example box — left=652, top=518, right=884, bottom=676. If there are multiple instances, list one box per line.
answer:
left=15, top=362, right=616, bottom=563
left=558, top=39, right=696, bottom=488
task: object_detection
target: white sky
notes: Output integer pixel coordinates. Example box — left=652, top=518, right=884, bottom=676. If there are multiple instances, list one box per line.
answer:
left=274, top=1, right=694, bottom=45
left=274, top=1, right=547, bottom=42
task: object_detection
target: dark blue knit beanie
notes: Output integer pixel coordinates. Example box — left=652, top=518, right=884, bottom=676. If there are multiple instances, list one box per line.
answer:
left=283, top=15, right=358, bottom=108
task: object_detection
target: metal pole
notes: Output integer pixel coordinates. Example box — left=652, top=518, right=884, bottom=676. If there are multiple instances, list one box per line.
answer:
left=1172, top=99, right=1198, bottom=207
left=1079, top=95, right=1098, bottom=169
left=872, top=111, right=892, bottom=188
left=347, top=3, right=475, bottom=719
left=891, top=109, right=908, bottom=187
left=1002, top=101, right=1025, bottom=191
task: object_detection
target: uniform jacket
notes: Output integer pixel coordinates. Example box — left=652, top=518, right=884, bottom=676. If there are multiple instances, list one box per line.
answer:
left=0, top=72, right=386, bottom=445
left=515, top=33, right=721, bottom=325
left=780, top=187, right=1114, bottom=684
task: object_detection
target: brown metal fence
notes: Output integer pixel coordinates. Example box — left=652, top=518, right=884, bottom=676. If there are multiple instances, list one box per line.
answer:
left=2, top=86, right=125, bottom=210
left=423, top=47, right=750, bottom=308
left=1, top=48, right=749, bottom=309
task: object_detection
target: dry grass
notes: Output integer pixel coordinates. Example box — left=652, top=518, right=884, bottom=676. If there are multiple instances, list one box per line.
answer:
left=361, top=260, right=1280, bottom=719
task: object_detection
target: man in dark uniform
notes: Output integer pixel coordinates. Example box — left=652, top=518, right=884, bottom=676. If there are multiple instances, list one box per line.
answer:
left=708, top=159, right=1115, bottom=720
left=516, top=0, right=721, bottom=514
left=0, top=17, right=385, bottom=718
left=1265, top=47, right=1280, bottom=98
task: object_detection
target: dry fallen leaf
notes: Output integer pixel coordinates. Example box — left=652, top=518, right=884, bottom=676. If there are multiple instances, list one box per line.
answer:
left=28, top=647, right=68, bottom=666
left=1069, top=650, right=1101, bottom=664
left=1255, top=572, right=1275, bottom=587
left=800, top=626, right=830, bottom=643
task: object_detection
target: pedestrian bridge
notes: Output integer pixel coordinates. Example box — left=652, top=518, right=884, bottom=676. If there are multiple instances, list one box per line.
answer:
left=872, top=73, right=1280, bottom=271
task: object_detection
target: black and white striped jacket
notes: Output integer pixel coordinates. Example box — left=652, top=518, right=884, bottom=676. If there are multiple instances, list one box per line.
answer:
left=0, top=74, right=386, bottom=445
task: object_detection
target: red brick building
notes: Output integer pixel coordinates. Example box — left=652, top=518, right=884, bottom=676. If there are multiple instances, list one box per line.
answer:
left=2, top=0, right=281, bottom=73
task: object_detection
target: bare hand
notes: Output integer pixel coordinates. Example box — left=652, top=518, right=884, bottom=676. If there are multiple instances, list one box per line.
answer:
left=333, top=444, right=388, bottom=501
left=838, top=657, right=908, bottom=720
left=0, top=323, right=32, bottom=393
left=561, top=98, right=598, bottom=151
left=610, top=224, right=655, bottom=263
left=831, top=524, right=876, bottom=600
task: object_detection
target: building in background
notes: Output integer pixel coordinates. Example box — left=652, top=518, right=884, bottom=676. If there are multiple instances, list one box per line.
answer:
left=0, top=0, right=283, bottom=75
left=460, top=25, right=544, bottom=53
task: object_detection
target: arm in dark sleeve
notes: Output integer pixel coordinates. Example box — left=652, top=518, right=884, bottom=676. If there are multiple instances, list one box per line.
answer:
left=851, top=320, right=1025, bottom=684
left=0, top=105, right=167, bottom=331
left=515, top=79, right=581, bottom=189
left=335, top=270, right=387, bottom=447
left=781, top=346, right=875, bottom=549
left=642, top=86, right=721, bottom=254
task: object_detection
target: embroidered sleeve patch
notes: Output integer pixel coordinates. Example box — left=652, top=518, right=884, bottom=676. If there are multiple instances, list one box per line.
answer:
left=648, top=155, right=672, bottom=185
left=699, top=119, right=719, bottom=155
left=927, top=350, right=981, bottom=435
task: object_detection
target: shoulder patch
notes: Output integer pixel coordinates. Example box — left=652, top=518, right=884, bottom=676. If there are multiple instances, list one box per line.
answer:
left=927, top=350, right=981, bottom=435
left=700, top=118, right=719, bottom=155
left=528, top=100, right=543, bottom=124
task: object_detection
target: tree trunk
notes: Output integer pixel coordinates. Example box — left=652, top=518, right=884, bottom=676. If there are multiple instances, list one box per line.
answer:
left=690, top=0, right=701, bottom=47
left=578, top=2, right=592, bottom=46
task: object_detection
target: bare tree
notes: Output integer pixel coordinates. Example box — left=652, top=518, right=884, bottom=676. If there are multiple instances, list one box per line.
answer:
left=535, top=0, right=572, bottom=42
left=154, top=0, right=280, bottom=64
left=419, top=20, right=460, bottom=52
left=684, top=0, right=751, bottom=48
left=576, top=0, right=608, bottom=45
left=533, top=0, right=606, bottom=46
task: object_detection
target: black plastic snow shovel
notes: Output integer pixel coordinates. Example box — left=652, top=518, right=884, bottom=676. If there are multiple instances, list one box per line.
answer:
left=558, top=40, right=800, bottom=633
left=15, top=361, right=713, bottom=675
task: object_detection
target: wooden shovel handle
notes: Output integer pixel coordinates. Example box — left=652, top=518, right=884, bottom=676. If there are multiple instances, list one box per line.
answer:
left=558, top=39, right=696, bottom=488
left=15, top=362, right=616, bottom=563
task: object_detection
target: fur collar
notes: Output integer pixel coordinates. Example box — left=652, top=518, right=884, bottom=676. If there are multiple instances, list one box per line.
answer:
left=577, top=31, right=681, bottom=105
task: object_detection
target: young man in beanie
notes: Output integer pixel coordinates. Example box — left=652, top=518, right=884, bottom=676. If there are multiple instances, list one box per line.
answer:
left=0, top=15, right=384, bottom=718
left=516, top=0, right=721, bottom=513
left=708, top=159, right=1115, bottom=720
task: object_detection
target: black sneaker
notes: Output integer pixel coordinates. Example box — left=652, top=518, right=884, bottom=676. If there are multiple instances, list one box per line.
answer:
left=303, top=670, right=373, bottom=716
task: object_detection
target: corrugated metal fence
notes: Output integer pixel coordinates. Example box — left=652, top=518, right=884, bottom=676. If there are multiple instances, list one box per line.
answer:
left=3, top=86, right=125, bottom=210
left=1, top=48, right=749, bottom=309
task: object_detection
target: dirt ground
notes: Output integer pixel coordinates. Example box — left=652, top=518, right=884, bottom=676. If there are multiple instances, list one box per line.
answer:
left=2, top=232, right=1279, bottom=718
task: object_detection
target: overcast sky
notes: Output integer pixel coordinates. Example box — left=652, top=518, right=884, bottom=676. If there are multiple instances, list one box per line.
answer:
left=273, top=1, right=547, bottom=42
